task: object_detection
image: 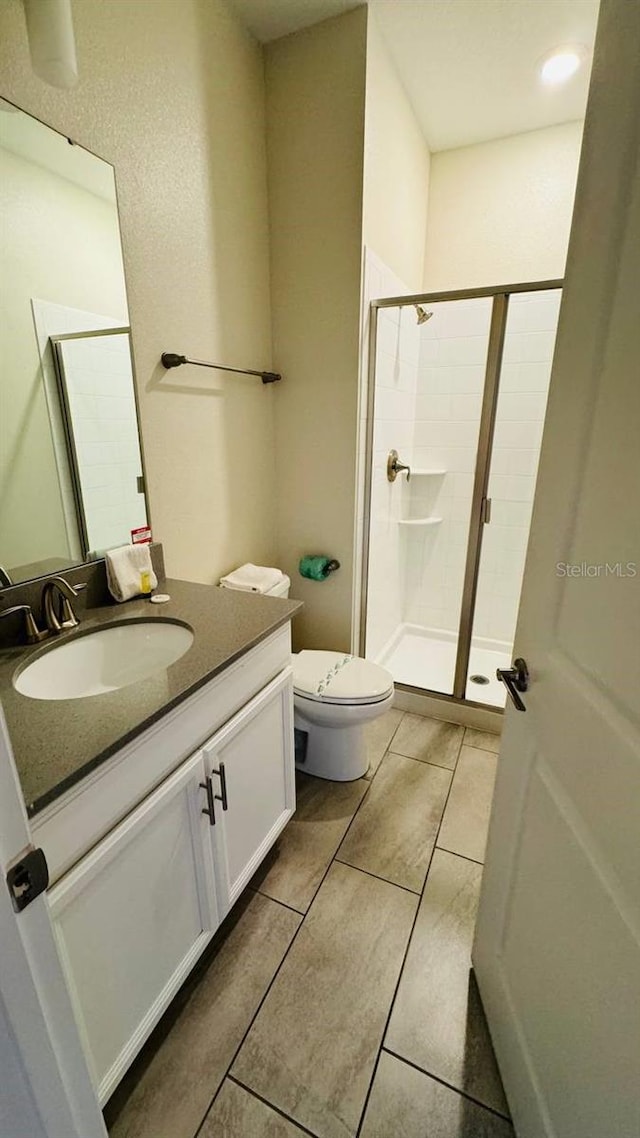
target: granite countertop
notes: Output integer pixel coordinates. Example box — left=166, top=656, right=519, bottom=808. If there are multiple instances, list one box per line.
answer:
left=0, top=579, right=301, bottom=817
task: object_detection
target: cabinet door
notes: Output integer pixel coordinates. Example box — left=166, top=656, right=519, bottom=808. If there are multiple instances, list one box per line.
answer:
left=47, top=750, right=218, bottom=1105
left=204, top=668, right=295, bottom=914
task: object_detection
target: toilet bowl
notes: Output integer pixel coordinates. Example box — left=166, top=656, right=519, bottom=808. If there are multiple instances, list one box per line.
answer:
left=293, top=650, right=394, bottom=780
left=220, top=565, right=395, bottom=781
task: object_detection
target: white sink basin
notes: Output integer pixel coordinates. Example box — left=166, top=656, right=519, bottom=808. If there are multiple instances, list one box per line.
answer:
left=14, top=620, right=194, bottom=701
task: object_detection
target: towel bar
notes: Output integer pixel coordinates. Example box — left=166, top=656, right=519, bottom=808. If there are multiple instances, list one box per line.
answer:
left=161, top=353, right=281, bottom=384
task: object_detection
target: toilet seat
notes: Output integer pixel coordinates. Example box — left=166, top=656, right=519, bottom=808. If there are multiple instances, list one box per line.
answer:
left=293, top=650, right=394, bottom=706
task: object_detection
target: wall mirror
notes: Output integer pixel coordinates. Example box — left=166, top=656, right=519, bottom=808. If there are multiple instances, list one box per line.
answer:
left=0, top=99, right=149, bottom=586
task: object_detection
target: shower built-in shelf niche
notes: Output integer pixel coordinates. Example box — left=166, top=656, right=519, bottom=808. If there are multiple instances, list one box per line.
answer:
left=398, top=467, right=445, bottom=527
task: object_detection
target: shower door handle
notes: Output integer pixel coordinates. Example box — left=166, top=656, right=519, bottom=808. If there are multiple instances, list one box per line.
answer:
left=496, top=658, right=529, bottom=712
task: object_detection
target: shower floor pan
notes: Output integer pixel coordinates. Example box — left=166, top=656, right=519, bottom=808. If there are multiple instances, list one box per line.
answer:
left=377, top=624, right=510, bottom=708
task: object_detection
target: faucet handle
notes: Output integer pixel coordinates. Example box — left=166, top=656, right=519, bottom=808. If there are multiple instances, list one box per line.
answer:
left=24, top=608, right=47, bottom=644
left=0, top=605, right=47, bottom=645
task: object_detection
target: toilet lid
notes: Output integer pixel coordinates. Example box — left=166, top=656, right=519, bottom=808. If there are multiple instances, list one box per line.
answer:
left=293, top=650, right=394, bottom=705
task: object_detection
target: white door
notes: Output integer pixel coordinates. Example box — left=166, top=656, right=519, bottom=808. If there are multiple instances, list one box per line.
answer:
left=473, top=4, right=640, bottom=1138
left=205, top=668, right=296, bottom=913
left=0, top=707, right=107, bottom=1138
left=48, top=748, right=218, bottom=1105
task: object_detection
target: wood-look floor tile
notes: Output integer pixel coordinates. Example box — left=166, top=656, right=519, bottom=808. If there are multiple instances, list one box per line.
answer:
left=200, top=1079, right=307, bottom=1137
left=360, top=1051, right=513, bottom=1138
left=437, top=746, right=498, bottom=864
left=251, top=772, right=368, bottom=912
left=363, top=708, right=403, bottom=779
left=386, top=850, right=508, bottom=1116
left=392, top=714, right=463, bottom=769
left=464, top=728, right=501, bottom=755
left=105, top=893, right=300, bottom=1138
left=337, top=752, right=451, bottom=892
left=233, top=861, right=417, bottom=1138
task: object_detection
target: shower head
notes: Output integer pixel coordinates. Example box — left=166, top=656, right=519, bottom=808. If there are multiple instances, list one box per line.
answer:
left=415, top=305, right=433, bottom=325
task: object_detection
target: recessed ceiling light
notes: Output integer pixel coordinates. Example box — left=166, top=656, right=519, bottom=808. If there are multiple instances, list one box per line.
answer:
left=539, top=47, right=585, bottom=86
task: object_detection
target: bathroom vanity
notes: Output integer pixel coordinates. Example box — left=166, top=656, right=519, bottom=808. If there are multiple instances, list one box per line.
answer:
left=0, top=96, right=303, bottom=1114
left=0, top=580, right=300, bottom=1106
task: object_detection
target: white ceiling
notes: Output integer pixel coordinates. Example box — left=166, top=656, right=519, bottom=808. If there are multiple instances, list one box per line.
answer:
left=230, top=0, right=359, bottom=43
left=229, top=0, right=600, bottom=151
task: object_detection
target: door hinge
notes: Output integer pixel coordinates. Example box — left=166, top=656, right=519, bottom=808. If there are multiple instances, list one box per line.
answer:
left=6, top=847, right=49, bottom=912
left=136, top=475, right=145, bottom=495
left=480, top=496, right=492, bottom=524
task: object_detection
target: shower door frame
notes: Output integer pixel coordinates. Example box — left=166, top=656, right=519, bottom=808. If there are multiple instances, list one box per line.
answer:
left=359, top=278, right=563, bottom=709
left=50, top=327, right=148, bottom=560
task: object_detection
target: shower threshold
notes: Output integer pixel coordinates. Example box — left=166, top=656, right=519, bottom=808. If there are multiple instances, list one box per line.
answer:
left=376, top=623, right=510, bottom=708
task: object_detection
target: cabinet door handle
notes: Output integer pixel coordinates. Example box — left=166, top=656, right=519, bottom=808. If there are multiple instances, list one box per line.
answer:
left=211, top=762, right=228, bottom=811
left=199, top=777, right=216, bottom=825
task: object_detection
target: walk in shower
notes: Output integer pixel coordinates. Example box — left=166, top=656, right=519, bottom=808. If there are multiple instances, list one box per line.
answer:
left=360, top=281, right=562, bottom=709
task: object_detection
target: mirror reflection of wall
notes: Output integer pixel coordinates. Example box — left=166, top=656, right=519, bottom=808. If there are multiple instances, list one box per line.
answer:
left=0, top=101, right=148, bottom=585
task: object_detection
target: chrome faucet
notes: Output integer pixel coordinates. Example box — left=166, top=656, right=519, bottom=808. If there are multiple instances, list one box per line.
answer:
left=41, top=577, right=81, bottom=634
left=0, top=605, right=47, bottom=645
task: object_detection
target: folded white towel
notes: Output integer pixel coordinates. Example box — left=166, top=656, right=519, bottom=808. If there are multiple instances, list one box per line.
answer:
left=219, top=563, right=284, bottom=594
left=105, top=544, right=158, bottom=603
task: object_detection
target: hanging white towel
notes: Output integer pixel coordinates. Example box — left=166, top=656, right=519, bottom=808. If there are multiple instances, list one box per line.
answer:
left=105, top=544, right=158, bottom=603
left=219, top=563, right=284, bottom=594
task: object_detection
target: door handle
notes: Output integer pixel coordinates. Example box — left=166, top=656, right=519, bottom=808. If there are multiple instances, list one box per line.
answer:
left=6, top=847, right=49, bottom=912
left=211, top=762, right=228, bottom=811
left=496, top=658, right=529, bottom=712
left=199, top=777, right=216, bottom=825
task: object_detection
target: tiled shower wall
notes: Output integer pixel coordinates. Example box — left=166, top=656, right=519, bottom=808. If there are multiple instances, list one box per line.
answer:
left=404, top=298, right=492, bottom=635
left=361, top=249, right=418, bottom=660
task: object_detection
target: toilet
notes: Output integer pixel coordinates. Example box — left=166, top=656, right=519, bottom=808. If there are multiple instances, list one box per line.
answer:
left=220, top=565, right=394, bottom=780
left=292, top=649, right=394, bottom=780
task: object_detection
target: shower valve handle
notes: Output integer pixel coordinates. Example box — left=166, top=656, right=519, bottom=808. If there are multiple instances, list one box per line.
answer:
left=387, top=450, right=411, bottom=482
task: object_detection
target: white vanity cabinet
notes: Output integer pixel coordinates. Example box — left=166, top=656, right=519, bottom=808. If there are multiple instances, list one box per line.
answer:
left=47, top=749, right=219, bottom=1104
left=205, top=668, right=295, bottom=914
left=35, top=627, right=296, bottom=1106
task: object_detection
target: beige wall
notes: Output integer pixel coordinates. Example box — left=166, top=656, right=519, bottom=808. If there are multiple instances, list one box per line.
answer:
left=423, top=121, right=584, bottom=291
left=0, top=146, right=127, bottom=569
left=266, top=9, right=368, bottom=650
left=0, top=0, right=276, bottom=586
left=363, top=11, right=431, bottom=292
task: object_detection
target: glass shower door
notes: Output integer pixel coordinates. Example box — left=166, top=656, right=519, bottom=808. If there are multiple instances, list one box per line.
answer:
left=365, top=295, right=493, bottom=696
left=52, top=330, right=147, bottom=557
left=466, top=288, right=562, bottom=705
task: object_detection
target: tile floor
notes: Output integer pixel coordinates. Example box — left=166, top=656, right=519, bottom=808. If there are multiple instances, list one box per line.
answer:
left=104, top=710, right=511, bottom=1138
